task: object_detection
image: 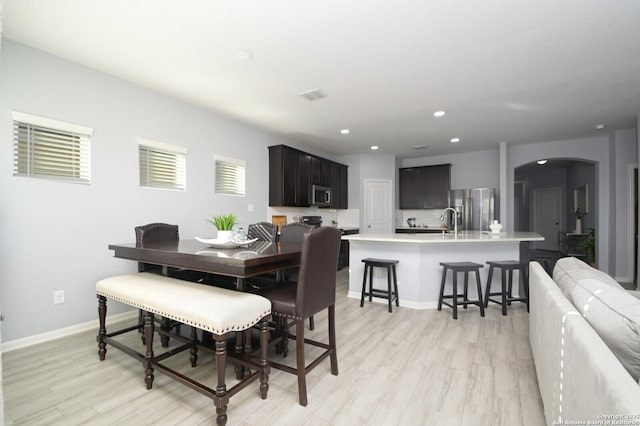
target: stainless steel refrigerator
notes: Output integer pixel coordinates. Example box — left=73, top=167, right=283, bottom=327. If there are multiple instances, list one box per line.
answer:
left=447, top=188, right=496, bottom=232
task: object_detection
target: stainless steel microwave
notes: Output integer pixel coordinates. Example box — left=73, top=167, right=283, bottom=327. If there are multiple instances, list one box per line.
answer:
left=311, top=185, right=332, bottom=206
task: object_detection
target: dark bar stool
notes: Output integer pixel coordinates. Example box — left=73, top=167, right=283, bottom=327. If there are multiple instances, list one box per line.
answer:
left=484, top=260, right=529, bottom=315
left=438, top=262, right=485, bottom=319
left=360, top=258, right=399, bottom=313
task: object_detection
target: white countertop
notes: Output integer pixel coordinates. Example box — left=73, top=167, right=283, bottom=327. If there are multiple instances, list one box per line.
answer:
left=343, top=231, right=543, bottom=244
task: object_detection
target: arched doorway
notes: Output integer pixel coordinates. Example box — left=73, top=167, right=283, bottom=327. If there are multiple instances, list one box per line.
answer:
left=514, top=159, right=596, bottom=271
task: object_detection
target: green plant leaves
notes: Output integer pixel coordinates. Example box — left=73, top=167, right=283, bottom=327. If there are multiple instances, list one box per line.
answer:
left=207, top=213, right=237, bottom=231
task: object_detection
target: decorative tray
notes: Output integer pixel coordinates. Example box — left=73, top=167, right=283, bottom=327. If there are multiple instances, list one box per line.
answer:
left=195, top=237, right=259, bottom=249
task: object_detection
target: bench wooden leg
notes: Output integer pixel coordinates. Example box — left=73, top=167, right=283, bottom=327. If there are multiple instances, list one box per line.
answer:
left=143, top=311, right=155, bottom=390
left=189, top=327, right=198, bottom=367
left=214, top=339, right=229, bottom=426
left=259, top=318, right=270, bottom=399
left=97, top=295, right=107, bottom=361
left=234, top=331, right=244, bottom=380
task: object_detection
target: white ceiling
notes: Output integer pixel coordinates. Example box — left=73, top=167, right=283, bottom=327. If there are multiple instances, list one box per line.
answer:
left=3, top=0, right=640, bottom=158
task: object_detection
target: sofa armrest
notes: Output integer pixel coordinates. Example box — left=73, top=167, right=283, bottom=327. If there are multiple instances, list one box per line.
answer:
left=627, top=289, right=640, bottom=300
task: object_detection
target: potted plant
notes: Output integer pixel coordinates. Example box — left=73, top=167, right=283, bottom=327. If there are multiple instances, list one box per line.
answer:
left=579, top=227, right=596, bottom=267
left=207, top=213, right=237, bottom=241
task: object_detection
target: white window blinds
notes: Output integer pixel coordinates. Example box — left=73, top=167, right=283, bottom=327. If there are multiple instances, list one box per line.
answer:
left=139, top=139, right=187, bottom=190
left=12, top=111, right=93, bottom=183
left=215, top=155, right=246, bottom=196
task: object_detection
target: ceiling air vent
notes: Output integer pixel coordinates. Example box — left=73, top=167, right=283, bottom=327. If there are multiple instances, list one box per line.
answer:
left=299, top=88, right=328, bottom=101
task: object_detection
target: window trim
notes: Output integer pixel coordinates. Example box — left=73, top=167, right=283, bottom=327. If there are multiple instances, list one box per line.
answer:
left=12, top=111, right=93, bottom=184
left=138, top=138, right=187, bottom=191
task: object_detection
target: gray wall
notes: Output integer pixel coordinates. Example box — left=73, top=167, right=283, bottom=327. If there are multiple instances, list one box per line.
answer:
left=508, top=135, right=613, bottom=273
left=0, top=40, right=292, bottom=342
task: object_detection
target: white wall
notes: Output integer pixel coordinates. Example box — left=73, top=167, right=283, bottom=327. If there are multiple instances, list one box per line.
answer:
left=0, top=40, right=293, bottom=343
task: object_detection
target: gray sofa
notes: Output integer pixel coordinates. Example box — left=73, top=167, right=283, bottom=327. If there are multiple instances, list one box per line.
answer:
left=529, top=257, right=640, bottom=424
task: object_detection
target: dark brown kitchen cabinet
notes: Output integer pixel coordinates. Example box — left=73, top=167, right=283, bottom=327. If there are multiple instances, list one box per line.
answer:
left=399, top=164, right=451, bottom=209
left=269, top=145, right=311, bottom=207
left=269, top=144, right=348, bottom=208
left=327, top=161, right=348, bottom=209
left=311, top=157, right=330, bottom=187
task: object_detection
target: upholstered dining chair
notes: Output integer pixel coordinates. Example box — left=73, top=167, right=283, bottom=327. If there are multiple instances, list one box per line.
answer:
left=278, top=222, right=316, bottom=328
left=278, top=223, right=314, bottom=282
left=135, top=222, right=206, bottom=282
left=256, top=226, right=341, bottom=406
left=247, top=222, right=278, bottom=242
left=134, top=223, right=207, bottom=345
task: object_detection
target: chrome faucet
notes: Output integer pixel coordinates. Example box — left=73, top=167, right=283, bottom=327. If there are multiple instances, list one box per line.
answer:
left=440, top=207, right=458, bottom=236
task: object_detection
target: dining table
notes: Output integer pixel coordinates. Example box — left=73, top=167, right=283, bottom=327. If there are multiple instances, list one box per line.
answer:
left=108, top=239, right=303, bottom=291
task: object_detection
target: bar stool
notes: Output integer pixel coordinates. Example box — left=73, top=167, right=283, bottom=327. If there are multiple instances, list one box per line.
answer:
left=484, top=260, right=529, bottom=315
left=360, top=258, right=399, bottom=313
left=438, top=262, right=485, bottom=319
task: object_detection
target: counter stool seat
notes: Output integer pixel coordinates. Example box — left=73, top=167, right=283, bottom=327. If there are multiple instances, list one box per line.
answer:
left=438, top=261, right=485, bottom=319
left=484, top=260, right=529, bottom=315
left=360, top=258, right=399, bottom=313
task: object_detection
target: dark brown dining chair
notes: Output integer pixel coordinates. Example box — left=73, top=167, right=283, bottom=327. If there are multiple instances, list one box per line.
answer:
left=247, top=222, right=278, bottom=242
left=257, top=226, right=341, bottom=406
left=135, top=223, right=207, bottom=345
left=278, top=222, right=314, bottom=282
left=278, top=222, right=315, bottom=328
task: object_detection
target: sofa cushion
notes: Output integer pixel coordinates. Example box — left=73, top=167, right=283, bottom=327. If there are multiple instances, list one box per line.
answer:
left=553, top=257, right=640, bottom=381
left=553, top=256, right=623, bottom=290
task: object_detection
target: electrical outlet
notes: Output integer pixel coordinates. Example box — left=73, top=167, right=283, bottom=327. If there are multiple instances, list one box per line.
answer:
left=53, top=290, right=65, bottom=305
left=247, top=203, right=255, bottom=212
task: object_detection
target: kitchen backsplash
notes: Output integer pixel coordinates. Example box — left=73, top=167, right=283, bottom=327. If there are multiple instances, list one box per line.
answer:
left=396, top=209, right=447, bottom=228
left=267, top=207, right=360, bottom=228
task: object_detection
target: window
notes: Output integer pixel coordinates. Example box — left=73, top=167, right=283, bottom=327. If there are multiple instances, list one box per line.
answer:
left=215, top=155, right=246, bottom=196
left=139, top=139, right=187, bottom=190
left=12, top=111, right=92, bottom=183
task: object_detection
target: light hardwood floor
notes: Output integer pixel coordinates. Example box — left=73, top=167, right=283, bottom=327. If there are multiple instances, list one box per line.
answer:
left=2, top=270, right=545, bottom=425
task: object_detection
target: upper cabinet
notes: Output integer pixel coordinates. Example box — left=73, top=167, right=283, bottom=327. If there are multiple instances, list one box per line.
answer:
left=399, top=164, right=451, bottom=209
left=269, top=145, right=348, bottom=209
left=329, top=161, right=348, bottom=209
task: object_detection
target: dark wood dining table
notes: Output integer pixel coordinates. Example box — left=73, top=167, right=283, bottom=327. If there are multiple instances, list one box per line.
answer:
left=108, top=239, right=302, bottom=291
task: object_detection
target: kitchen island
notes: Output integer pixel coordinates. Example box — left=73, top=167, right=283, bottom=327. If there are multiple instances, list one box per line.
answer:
left=342, top=231, right=544, bottom=309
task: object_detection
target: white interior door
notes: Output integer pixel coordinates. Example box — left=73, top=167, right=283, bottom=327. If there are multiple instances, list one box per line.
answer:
left=533, top=187, right=562, bottom=250
left=364, top=179, right=392, bottom=233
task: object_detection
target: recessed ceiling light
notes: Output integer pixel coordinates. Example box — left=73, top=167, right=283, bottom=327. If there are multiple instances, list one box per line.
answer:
left=433, top=110, right=446, bottom=118
left=236, top=49, right=253, bottom=60
left=340, top=129, right=350, bottom=135
left=537, top=159, right=548, bottom=165
left=370, top=145, right=379, bottom=150
left=595, top=124, right=606, bottom=130
left=299, top=88, right=328, bottom=101
left=450, top=138, right=460, bottom=143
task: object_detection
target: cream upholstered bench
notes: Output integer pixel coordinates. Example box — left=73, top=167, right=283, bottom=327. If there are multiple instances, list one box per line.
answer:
left=96, top=272, right=271, bottom=426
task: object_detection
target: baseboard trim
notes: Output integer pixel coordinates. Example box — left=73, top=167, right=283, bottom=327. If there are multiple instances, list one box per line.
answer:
left=615, top=276, right=631, bottom=284
left=1, top=310, right=138, bottom=353
left=346, top=291, right=438, bottom=310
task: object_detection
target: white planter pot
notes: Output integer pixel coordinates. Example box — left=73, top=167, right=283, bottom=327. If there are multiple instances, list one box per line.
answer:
left=216, top=230, right=232, bottom=242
